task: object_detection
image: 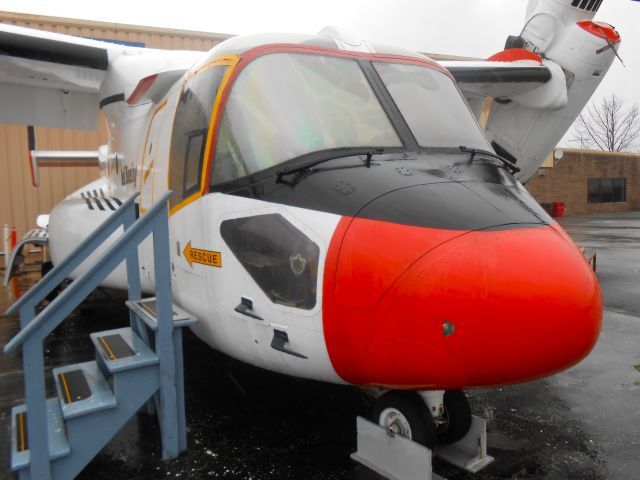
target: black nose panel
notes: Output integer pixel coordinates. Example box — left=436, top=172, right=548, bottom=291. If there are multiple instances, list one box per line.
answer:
left=355, top=182, right=550, bottom=231
left=218, top=152, right=551, bottom=231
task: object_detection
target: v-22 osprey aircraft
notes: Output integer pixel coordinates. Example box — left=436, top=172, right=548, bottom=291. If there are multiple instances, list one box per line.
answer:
left=0, top=0, right=619, bottom=448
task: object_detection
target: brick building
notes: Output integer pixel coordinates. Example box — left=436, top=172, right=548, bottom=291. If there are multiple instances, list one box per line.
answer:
left=525, top=149, right=640, bottom=216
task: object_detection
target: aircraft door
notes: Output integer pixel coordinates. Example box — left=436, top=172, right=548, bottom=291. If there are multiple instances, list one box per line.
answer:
left=166, top=64, right=229, bottom=311
left=167, top=65, right=228, bottom=213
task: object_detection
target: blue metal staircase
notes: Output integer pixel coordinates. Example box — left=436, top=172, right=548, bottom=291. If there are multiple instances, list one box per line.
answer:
left=4, top=191, right=195, bottom=479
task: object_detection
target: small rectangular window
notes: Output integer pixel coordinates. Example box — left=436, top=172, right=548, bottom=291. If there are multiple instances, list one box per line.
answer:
left=183, top=129, right=207, bottom=194
left=612, top=178, right=626, bottom=202
left=600, top=178, right=613, bottom=202
left=587, top=178, right=600, bottom=203
left=587, top=177, right=627, bottom=203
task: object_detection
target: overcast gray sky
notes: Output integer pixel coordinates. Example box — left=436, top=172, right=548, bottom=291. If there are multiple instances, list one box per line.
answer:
left=2, top=0, right=639, bottom=144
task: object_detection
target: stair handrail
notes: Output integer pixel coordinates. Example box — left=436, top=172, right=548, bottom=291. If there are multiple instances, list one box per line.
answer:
left=5, top=192, right=140, bottom=318
left=4, top=190, right=171, bottom=354
left=4, top=190, right=177, bottom=480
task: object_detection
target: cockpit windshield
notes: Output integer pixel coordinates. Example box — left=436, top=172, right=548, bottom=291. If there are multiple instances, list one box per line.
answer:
left=211, top=52, right=490, bottom=185
left=211, top=53, right=401, bottom=184
left=373, top=62, right=489, bottom=150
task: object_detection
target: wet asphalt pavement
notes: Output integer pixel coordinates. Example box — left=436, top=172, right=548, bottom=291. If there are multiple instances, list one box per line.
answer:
left=1, top=212, right=639, bottom=480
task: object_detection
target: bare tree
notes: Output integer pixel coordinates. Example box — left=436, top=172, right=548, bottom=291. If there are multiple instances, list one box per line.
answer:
left=571, top=95, right=640, bottom=152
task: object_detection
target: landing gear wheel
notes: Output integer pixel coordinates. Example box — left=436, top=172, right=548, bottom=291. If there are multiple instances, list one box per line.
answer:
left=436, top=390, right=472, bottom=445
left=371, top=391, right=436, bottom=449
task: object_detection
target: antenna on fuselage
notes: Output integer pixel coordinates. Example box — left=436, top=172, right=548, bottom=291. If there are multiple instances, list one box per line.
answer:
left=318, top=25, right=375, bottom=53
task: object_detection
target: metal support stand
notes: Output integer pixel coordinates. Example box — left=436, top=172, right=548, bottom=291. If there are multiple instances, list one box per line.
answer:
left=434, top=416, right=494, bottom=473
left=351, top=415, right=493, bottom=480
left=351, top=417, right=441, bottom=480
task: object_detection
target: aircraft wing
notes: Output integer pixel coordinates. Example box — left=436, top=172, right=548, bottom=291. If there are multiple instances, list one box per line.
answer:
left=0, top=24, right=121, bottom=130
left=439, top=50, right=569, bottom=125
left=0, top=23, right=202, bottom=130
left=441, top=60, right=553, bottom=99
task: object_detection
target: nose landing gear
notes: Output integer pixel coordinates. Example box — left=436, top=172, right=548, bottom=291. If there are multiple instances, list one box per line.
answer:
left=372, top=390, right=437, bottom=449
left=371, top=389, right=472, bottom=448
left=357, top=389, right=493, bottom=479
left=434, top=390, right=472, bottom=445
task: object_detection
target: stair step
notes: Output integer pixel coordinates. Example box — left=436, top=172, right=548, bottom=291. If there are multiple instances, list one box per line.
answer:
left=90, top=327, right=159, bottom=374
left=126, top=297, right=197, bottom=331
left=53, top=361, right=117, bottom=420
left=98, top=333, right=136, bottom=359
left=58, top=369, right=92, bottom=402
left=10, top=398, right=71, bottom=471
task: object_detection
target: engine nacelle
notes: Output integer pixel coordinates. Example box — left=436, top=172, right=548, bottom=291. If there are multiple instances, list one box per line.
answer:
left=485, top=0, right=620, bottom=182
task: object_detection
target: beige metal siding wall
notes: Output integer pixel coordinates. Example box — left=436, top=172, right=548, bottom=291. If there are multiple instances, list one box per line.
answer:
left=0, top=11, right=230, bottom=239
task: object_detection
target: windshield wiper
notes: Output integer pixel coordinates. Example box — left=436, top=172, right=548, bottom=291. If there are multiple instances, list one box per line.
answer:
left=459, top=146, right=520, bottom=174
left=276, top=147, right=386, bottom=184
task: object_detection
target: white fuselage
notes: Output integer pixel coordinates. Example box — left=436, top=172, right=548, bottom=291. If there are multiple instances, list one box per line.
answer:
left=45, top=9, right=616, bottom=390
left=49, top=78, right=346, bottom=381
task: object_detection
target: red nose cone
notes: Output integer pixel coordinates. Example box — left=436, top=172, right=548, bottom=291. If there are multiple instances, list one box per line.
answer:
left=323, top=219, right=602, bottom=389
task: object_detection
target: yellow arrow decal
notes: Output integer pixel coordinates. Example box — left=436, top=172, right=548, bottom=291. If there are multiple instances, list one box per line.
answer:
left=183, top=241, right=222, bottom=268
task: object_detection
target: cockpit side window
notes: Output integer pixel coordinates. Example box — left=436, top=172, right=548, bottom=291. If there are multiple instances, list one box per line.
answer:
left=169, top=65, right=227, bottom=209
left=210, top=53, right=402, bottom=186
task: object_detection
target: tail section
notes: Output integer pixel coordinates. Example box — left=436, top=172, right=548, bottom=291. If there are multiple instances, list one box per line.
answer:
left=485, top=0, right=620, bottom=181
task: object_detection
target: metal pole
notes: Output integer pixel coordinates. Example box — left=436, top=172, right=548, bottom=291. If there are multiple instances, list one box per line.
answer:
left=19, top=298, right=51, bottom=480
left=173, top=327, right=187, bottom=452
left=123, top=203, right=144, bottom=337
left=3, top=224, right=9, bottom=269
left=152, top=200, right=179, bottom=459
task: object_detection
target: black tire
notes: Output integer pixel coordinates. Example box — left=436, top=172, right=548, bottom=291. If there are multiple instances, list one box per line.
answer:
left=371, top=391, right=436, bottom=449
left=436, top=390, right=472, bottom=445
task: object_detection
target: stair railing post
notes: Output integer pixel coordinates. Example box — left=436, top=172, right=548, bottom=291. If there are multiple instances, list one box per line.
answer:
left=122, top=202, right=145, bottom=339
left=23, top=340, right=51, bottom=480
left=152, top=197, right=179, bottom=459
left=123, top=201, right=157, bottom=416
left=173, top=326, right=187, bottom=452
left=18, top=299, right=38, bottom=329
left=19, top=305, right=51, bottom=480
